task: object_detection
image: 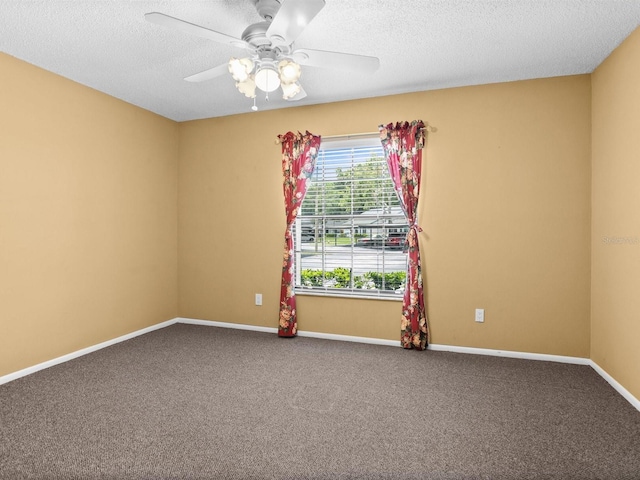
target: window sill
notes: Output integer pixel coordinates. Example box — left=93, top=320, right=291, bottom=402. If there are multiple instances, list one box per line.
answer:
left=295, top=288, right=403, bottom=302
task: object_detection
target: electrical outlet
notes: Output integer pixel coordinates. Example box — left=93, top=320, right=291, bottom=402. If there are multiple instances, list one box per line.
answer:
left=475, top=308, right=485, bottom=323
left=255, top=293, right=262, bottom=306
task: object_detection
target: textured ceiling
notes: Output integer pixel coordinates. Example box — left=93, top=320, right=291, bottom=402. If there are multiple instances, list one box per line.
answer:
left=1, top=1, right=640, bottom=122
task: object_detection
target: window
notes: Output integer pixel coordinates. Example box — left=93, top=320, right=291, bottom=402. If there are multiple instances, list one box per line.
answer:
left=293, top=136, right=408, bottom=299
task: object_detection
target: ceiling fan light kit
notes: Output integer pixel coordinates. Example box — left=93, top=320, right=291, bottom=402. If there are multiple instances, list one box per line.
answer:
left=229, top=56, right=303, bottom=99
left=146, top=0, right=380, bottom=110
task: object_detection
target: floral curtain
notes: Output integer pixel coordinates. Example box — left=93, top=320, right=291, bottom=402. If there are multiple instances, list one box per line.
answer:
left=278, top=131, right=321, bottom=337
left=379, top=120, right=428, bottom=350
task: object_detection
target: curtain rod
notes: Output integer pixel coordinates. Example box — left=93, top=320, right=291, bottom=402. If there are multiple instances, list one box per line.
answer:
left=274, top=124, right=436, bottom=144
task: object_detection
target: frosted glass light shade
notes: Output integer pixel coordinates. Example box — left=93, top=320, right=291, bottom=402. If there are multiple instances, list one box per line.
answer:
left=255, top=65, right=281, bottom=92
left=228, top=57, right=254, bottom=82
left=281, top=81, right=301, bottom=99
left=278, top=60, right=301, bottom=84
left=236, top=76, right=256, bottom=98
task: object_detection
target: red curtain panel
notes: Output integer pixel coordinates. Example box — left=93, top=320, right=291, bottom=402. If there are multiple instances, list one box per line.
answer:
left=278, top=131, right=321, bottom=337
left=379, top=120, right=428, bottom=350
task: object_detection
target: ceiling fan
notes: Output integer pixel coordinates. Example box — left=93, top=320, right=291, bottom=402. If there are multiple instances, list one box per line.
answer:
left=145, top=0, right=380, bottom=109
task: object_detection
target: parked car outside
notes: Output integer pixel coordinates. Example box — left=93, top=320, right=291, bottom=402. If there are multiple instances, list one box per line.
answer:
left=357, top=233, right=407, bottom=250
left=357, top=234, right=385, bottom=247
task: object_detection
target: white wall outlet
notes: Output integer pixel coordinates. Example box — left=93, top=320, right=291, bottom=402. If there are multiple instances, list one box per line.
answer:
left=475, top=308, right=485, bottom=323
left=255, top=293, right=263, bottom=306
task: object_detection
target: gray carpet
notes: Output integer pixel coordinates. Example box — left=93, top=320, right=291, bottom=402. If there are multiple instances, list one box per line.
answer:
left=1, top=324, right=639, bottom=479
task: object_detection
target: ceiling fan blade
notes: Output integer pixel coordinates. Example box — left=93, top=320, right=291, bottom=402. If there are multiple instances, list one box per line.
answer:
left=286, top=85, right=307, bottom=101
left=266, top=0, right=325, bottom=46
left=292, top=48, right=380, bottom=73
left=145, top=12, right=250, bottom=50
left=184, top=63, right=230, bottom=83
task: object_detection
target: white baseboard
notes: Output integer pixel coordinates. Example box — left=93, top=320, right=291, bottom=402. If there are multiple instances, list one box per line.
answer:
left=177, top=317, right=400, bottom=347
left=3, top=316, right=639, bottom=413
left=589, top=360, right=640, bottom=412
left=177, top=317, right=278, bottom=334
left=177, top=317, right=593, bottom=364
left=297, top=330, right=401, bottom=347
left=428, top=343, right=592, bottom=365
left=0, top=318, right=178, bottom=386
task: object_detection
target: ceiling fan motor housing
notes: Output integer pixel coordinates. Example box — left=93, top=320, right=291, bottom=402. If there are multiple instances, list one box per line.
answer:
left=241, top=21, right=272, bottom=47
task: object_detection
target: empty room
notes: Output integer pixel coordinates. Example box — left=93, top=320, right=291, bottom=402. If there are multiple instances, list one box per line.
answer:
left=1, top=1, right=640, bottom=478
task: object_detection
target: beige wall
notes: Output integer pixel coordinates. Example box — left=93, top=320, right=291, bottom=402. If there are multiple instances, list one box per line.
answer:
left=0, top=53, right=179, bottom=377
left=0, top=50, right=600, bottom=382
left=591, top=27, right=640, bottom=400
left=178, top=75, right=592, bottom=357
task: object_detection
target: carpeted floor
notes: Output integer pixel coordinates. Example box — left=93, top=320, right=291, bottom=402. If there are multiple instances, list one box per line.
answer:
left=1, top=323, right=639, bottom=479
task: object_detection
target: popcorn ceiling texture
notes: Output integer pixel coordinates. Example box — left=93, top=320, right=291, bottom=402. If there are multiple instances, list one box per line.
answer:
left=1, top=0, right=639, bottom=121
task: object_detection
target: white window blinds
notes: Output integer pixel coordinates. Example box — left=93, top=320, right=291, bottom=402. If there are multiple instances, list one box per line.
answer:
left=294, top=136, right=408, bottom=298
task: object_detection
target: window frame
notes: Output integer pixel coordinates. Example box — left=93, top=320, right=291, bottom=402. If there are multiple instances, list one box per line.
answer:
left=293, top=135, right=408, bottom=301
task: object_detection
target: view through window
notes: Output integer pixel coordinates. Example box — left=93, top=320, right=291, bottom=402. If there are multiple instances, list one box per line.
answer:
left=293, top=136, right=408, bottom=298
